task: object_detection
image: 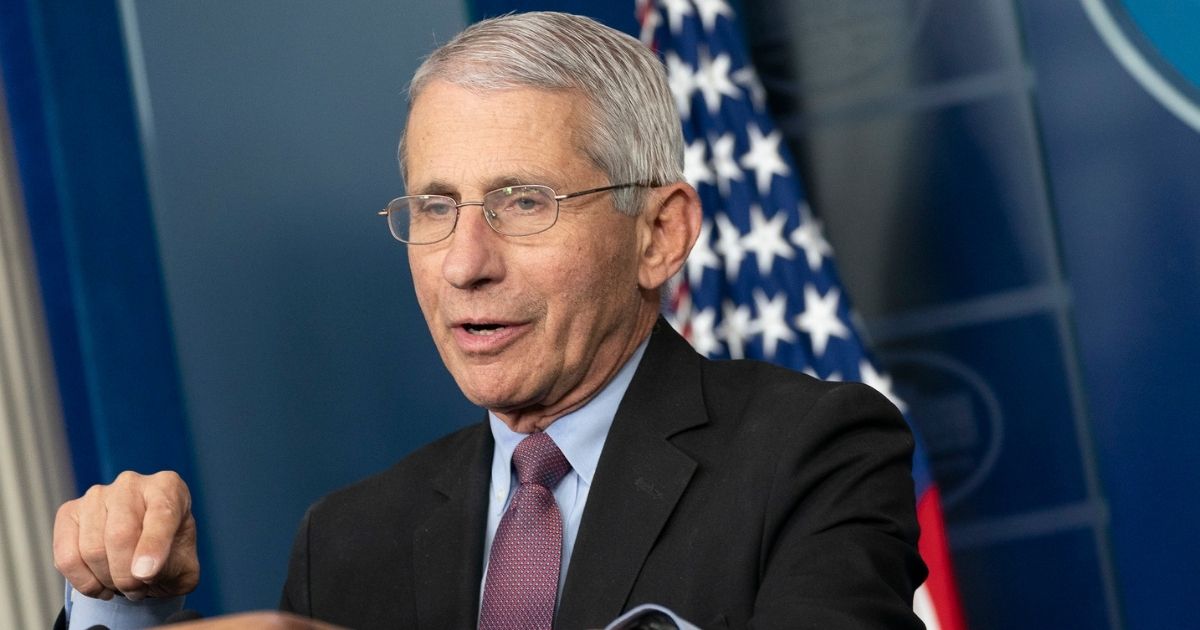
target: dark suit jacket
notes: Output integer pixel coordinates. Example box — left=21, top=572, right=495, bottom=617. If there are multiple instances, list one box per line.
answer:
left=280, top=321, right=926, bottom=629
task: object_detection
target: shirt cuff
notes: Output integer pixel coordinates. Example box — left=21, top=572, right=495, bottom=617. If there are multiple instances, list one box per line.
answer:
left=604, top=603, right=701, bottom=630
left=65, top=582, right=185, bottom=629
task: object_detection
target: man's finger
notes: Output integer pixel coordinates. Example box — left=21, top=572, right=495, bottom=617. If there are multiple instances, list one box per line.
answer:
left=104, top=479, right=147, bottom=596
left=53, top=501, right=106, bottom=597
left=75, top=486, right=115, bottom=593
left=151, top=512, right=200, bottom=597
left=131, top=472, right=191, bottom=582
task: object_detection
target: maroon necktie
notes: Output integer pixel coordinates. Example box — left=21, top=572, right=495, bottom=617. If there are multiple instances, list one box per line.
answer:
left=479, top=432, right=572, bottom=630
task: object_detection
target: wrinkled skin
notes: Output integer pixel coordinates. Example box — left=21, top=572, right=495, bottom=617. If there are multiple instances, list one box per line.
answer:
left=404, top=81, right=697, bottom=432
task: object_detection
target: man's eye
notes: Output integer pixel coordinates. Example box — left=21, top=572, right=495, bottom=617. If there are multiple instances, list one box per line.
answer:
left=514, top=197, right=541, bottom=212
left=416, top=200, right=455, bottom=217
left=504, top=192, right=551, bottom=214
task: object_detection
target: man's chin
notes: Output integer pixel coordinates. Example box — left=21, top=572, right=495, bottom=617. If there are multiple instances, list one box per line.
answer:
left=455, top=380, right=541, bottom=415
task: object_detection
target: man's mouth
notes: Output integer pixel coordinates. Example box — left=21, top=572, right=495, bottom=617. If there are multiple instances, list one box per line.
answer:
left=463, top=323, right=505, bottom=336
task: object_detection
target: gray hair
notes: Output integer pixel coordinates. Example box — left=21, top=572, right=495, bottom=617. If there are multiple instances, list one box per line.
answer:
left=399, top=11, right=685, bottom=215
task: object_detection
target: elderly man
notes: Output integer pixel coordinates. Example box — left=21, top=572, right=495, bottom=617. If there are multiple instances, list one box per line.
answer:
left=54, top=11, right=925, bottom=630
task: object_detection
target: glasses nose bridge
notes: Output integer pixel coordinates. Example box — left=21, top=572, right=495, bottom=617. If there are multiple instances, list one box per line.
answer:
left=453, top=198, right=501, bottom=234
left=456, top=198, right=502, bottom=232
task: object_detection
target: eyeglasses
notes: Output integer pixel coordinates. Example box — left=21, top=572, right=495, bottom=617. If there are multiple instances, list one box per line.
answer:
left=378, top=182, right=655, bottom=244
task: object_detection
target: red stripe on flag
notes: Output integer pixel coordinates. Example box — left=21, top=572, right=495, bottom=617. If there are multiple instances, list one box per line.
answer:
left=918, top=486, right=967, bottom=630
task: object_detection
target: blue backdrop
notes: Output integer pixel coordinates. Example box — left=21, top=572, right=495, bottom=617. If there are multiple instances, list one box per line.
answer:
left=2, top=0, right=1197, bottom=626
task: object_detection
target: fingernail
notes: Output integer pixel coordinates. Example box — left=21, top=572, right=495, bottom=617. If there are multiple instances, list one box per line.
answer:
left=99, top=589, right=114, bottom=601
left=132, top=556, right=156, bottom=578
left=125, top=590, right=146, bottom=602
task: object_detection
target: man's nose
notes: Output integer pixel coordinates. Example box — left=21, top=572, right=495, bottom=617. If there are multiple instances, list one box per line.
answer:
left=441, top=203, right=504, bottom=290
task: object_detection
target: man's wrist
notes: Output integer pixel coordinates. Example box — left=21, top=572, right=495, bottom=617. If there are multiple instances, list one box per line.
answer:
left=65, top=582, right=185, bottom=629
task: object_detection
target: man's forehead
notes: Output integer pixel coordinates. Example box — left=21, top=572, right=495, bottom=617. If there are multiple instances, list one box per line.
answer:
left=402, top=84, right=598, bottom=194
left=403, top=81, right=591, bottom=142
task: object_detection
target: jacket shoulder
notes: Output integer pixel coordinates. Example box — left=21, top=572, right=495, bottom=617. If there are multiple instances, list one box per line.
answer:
left=701, top=356, right=882, bottom=415
left=308, top=420, right=488, bottom=518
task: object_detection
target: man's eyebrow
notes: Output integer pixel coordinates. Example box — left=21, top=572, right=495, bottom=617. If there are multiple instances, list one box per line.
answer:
left=411, top=172, right=561, bottom=198
left=484, top=174, right=549, bottom=191
left=409, top=179, right=458, bottom=197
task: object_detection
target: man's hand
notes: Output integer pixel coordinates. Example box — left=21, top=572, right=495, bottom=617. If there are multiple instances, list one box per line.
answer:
left=53, top=470, right=199, bottom=601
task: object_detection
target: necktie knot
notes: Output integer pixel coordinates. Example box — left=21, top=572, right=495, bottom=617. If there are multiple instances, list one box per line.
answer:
left=513, top=432, right=571, bottom=489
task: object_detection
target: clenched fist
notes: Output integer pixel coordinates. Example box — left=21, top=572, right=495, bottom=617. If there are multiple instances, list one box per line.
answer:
left=53, top=470, right=200, bottom=601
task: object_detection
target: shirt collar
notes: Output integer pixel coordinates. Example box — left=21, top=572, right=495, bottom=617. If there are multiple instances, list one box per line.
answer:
left=489, top=337, right=649, bottom=493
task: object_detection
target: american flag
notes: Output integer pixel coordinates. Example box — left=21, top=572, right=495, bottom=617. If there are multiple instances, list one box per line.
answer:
left=638, top=1, right=967, bottom=628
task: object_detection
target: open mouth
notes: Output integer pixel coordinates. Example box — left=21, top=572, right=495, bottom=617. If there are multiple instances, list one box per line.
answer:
left=463, top=323, right=505, bottom=336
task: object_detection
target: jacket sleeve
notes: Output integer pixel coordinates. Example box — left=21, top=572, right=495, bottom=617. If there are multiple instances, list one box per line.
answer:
left=752, top=381, right=928, bottom=629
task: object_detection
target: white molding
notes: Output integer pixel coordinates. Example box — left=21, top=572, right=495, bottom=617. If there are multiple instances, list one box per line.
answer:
left=0, top=75, right=75, bottom=627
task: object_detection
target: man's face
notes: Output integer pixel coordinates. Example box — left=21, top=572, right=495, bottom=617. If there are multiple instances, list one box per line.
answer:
left=403, top=81, right=656, bottom=430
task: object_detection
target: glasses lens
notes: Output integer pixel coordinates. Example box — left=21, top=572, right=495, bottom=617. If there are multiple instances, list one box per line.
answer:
left=483, top=185, right=558, bottom=236
left=389, top=195, right=456, bottom=243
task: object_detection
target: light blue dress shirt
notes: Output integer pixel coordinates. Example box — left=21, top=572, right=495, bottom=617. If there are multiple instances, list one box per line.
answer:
left=482, top=339, right=647, bottom=603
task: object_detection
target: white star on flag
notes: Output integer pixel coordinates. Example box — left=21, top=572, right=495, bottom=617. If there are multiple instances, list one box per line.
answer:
left=708, top=132, right=742, bottom=196
left=752, top=289, right=795, bottom=359
left=789, top=201, right=833, bottom=271
left=686, top=219, right=720, bottom=285
left=659, top=0, right=695, bottom=35
left=717, top=299, right=755, bottom=359
left=858, top=359, right=908, bottom=413
left=740, top=124, right=790, bottom=194
left=794, top=284, right=849, bottom=357
left=695, top=47, right=739, bottom=114
left=688, top=307, right=722, bottom=358
left=683, top=137, right=714, bottom=188
left=740, top=205, right=794, bottom=275
left=665, top=52, right=697, bottom=120
left=713, top=212, right=746, bottom=281
left=693, top=0, right=735, bottom=32
left=732, top=65, right=767, bottom=112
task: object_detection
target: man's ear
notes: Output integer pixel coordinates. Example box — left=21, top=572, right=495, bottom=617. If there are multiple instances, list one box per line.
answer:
left=636, top=182, right=702, bottom=290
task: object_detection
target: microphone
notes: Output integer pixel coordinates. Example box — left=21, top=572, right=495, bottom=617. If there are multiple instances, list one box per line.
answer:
left=607, top=609, right=681, bottom=629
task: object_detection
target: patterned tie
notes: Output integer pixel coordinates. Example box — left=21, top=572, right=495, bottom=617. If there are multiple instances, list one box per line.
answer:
left=479, top=432, right=572, bottom=630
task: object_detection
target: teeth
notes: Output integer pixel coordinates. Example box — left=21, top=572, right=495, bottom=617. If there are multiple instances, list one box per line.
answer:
left=465, top=324, right=503, bottom=335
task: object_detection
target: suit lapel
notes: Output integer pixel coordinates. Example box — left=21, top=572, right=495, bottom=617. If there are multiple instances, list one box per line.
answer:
left=556, top=321, right=709, bottom=628
left=413, top=421, right=492, bottom=629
